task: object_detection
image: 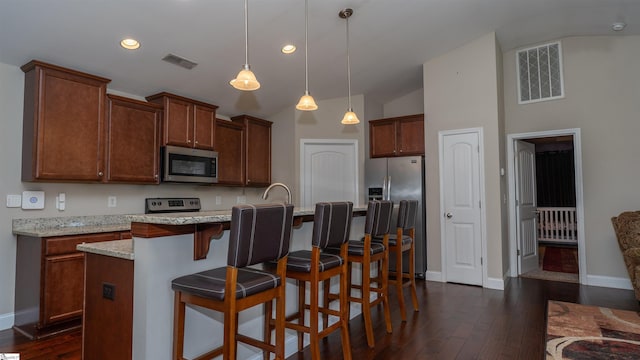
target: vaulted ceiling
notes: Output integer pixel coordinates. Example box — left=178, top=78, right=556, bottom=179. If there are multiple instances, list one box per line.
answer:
left=1, top=0, right=637, bottom=119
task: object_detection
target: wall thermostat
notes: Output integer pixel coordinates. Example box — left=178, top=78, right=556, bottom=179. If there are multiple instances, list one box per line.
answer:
left=22, top=191, right=45, bottom=210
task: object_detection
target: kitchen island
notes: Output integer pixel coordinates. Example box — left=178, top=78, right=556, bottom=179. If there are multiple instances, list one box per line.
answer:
left=78, top=206, right=366, bottom=360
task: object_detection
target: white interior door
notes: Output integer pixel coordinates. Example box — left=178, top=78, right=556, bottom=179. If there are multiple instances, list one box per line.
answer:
left=441, top=131, right=483, bottom=286
left=515, top=140, right=538, bottom=274
left=300, top=139, right=358, bottom=208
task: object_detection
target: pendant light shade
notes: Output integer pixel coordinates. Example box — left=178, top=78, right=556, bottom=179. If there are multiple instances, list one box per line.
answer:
left=230, top=0, right=260, bottom=91
left=296, top=0, right=317, bottom=111
left=340, top=8, right=359, bottom=124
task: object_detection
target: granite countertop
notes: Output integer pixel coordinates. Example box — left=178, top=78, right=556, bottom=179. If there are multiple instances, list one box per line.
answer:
left=125, top=206, right=367, bottom=226
left=13, top=205, right=367, bottom=237
left=77, top=239, right=134, bottom=260
left=12, top=215, right=131, bottom=237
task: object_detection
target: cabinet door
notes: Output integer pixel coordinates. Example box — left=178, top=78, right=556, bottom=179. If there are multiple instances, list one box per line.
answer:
left=164, top=97, right=193, bottom=148
left=215, top=119, right=245, bottom=185
left=369, top=119, right=397, bottom=158
left=106, top=95, right=161, bottom=183
left=245, top=118, right=272, bottom=187
left=397, top=115, right=425, bottom=156
left=23, top=63, right=109, bottom=181
left=193, top=105, right=216, bottom=150
left=42, top=253, right=84, bottom=326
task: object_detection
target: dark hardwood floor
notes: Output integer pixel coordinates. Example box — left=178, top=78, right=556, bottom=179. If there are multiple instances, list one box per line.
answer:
left=1, top=277, right=637, bottom=359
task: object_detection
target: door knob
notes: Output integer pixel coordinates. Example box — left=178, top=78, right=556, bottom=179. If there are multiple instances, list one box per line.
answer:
left=445, top=212, right=453, bottom=219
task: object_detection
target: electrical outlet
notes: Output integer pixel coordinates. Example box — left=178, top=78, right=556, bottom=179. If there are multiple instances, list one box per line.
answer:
left=102, top=283, right=115, bottom=300
left=237, top=195, right=246, bottom=204
left=108, top=196, right=117, bottom=208
left=215, top=196, right=222, bottom=205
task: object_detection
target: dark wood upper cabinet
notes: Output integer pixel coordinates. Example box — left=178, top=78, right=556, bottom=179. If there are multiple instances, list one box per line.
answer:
left=215, top=118, right=245, bottom=186
left=369, top=114, right=424, bottom=158
left=106, top=95, right=162, bottom=184
left=21, top=60, right=111, bottom=181
left=146, top=92, right=218, bottom=150
left=231, top=115, right=272, bottom=187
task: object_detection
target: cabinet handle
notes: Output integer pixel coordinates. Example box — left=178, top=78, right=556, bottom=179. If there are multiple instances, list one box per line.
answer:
left=154, top=174, right=158, bottom=179
left=187, top=139, right=192, bottom=143
left=98, top=171, right=104, bottom=177
left=195, top=141, right=199, bottom=144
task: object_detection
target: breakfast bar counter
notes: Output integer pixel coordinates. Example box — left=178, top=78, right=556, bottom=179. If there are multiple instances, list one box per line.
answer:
left=78, top=205, right=366, bottom=360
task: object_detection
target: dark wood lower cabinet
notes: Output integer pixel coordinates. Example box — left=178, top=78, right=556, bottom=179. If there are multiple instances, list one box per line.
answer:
left=82, top=253, right=133, bottom=360
left=13, top=232, right=126, bottom=339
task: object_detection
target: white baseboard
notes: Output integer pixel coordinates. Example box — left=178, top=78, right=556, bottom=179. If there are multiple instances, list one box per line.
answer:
left=586, top=274, right=633, bottom=290
left=485, top=276, right=505, bottom=290
left=0, top=311, right=14, bottom=331
left=425, top=270, right=443, bottom=282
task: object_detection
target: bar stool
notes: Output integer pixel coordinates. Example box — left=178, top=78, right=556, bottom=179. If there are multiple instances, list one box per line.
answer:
left=265, top=201, right=353, bottom=360
left=325, top=200, right=393, bottom=348
left=374, top=199, right=419, bottom=321
left=171, top=203, right=294, bottom=360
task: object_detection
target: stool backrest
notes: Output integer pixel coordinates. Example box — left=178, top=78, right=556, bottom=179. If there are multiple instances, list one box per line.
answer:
left=312, top=202, right=353, bottom=249
left=364, top=200, right=393, bottom=237
left=228, top=203, right=294, bottom=268
left=397, top=200, right=418, bottom=230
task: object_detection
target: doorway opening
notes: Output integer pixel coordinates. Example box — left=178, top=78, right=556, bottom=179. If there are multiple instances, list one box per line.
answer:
left=507, top=129, right=586, bottom=285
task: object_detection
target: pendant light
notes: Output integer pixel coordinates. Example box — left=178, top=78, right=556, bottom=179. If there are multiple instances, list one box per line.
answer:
left=230, top=0, right=260, bottom=91
left=339, top=8, right=359, bottom=124
left=296, top=0, right=318, bottom=111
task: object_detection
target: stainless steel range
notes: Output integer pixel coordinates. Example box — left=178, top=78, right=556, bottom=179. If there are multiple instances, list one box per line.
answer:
left=144, top=197, right=201, bottom=214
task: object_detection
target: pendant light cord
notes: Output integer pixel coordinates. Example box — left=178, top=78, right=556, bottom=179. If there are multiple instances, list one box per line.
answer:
left=304, top=0, right=309, bottom=93
left=244, top=0, right=249, bottom=66
left=346, top=14, right=352, bottom=111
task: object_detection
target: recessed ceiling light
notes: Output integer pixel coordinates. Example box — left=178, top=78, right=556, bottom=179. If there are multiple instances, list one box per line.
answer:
left=281, top=44, right=296, bottom=54
left=611, top=22, right=626, bottom=31
left=120, top=38, right=140, bottom=50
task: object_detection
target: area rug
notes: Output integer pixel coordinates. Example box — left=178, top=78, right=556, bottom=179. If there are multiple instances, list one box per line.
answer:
left=546, top=300, right=640, bottom=359
left=543, top=246, right=578, bottom=273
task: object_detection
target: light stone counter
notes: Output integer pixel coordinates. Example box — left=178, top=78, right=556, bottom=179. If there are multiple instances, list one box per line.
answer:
left=12, top=215, right=131, bottom=237
left=124, top=206, right=323, bottom=225
left=77, top=239, right=134, bottom=260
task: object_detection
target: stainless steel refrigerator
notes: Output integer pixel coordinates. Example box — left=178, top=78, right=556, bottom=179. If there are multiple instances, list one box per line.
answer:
left=365, top=156, right=426, bottom=278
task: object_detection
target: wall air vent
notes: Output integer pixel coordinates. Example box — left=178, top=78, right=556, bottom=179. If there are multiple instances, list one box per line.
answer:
left=516, top=41, right=564, bottom=104
left=162, top=54, right=198, bottom=70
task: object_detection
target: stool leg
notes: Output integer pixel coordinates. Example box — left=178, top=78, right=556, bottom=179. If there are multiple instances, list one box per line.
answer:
left=275, top=282, right=286, bottom=360
left=172, top=292, right=185, bottom=360
left=263, top=300, right=273, bottom=360
left=361, top=256, right=375, bottom=348
left=381, top=245, right=392, bottom=334
left=408, top=232, right=419, bottom=312
left=322, top=279, right=330, bottom=330
left=310, top=278, right=320, bottom=360
left=297, top=280, right=305, bottom=352
left=395, top=243, right=407, bottom=322
left=339, top=260, right=352, bottom=360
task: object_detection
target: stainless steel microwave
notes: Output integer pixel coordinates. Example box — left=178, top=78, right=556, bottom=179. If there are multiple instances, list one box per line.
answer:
left=161, top=145, right=218, bottom=184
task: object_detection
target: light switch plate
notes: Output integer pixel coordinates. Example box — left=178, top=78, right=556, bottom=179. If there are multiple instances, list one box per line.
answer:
left=6, top=194, right=22, bottom=208
left=22, top=191, right=45, bottom=209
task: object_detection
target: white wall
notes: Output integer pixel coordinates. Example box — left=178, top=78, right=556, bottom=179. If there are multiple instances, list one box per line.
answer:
left=383, top=88, right=424, bottom=118
left=423, top=32, right=506, bottom=284
left=503, top=35, right=640, bottom=282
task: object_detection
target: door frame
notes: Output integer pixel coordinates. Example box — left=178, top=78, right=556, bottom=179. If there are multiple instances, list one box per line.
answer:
left=438, top=127, right=488, bottom=287
left=507, top=128, right=586, bottom=284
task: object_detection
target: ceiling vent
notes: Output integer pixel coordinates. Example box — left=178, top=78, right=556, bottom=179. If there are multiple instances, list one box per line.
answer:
left=516, top=41, right=564, bottom=104
left=162, top=54, right=198, bottom=70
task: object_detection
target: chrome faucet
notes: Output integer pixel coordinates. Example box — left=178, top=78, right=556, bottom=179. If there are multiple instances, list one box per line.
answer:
left=262, top=182, right=292, bottom=204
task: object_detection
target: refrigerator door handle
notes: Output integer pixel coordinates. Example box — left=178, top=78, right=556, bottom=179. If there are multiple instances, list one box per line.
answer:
left=382, top=176, right=387, bottom=200
left=387, top=176, right=391, bottom=200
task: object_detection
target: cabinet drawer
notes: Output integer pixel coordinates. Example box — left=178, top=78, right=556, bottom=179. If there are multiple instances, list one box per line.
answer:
left=45, top=233, right=121, bottom=256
